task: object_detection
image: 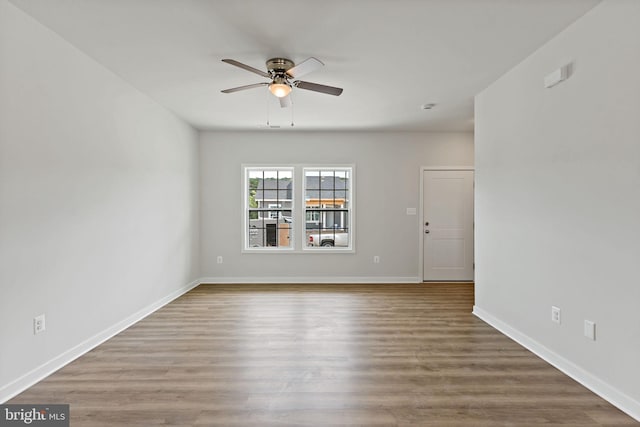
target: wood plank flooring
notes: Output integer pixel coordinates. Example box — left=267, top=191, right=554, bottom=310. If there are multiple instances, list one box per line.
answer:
left=9, top=283, right=638, bottom=426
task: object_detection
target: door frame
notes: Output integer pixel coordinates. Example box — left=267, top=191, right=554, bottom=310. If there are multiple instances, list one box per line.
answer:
left=418, top=166, right=475, bottom=282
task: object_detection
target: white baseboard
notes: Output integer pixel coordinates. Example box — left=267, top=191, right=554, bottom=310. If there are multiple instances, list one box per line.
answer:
left=0, top=279, right=201, bottom=403
left=473, top=305, right=640, bottom=422
left=199, top=276, right=420, bottom=284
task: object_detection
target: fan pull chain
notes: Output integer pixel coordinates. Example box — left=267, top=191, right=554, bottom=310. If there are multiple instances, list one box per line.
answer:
left=290, top=96, right=294, bottom=127
left=265, top=90, right=270, bottom=126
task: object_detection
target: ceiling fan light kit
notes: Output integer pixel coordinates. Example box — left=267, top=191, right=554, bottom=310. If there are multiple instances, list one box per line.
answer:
left=221, top=56, right=343, bottom=107
left=269, top=77, right=291, bottom=98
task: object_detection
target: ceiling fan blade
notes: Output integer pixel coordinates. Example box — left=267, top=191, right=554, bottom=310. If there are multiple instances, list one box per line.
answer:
left=286, top=57, right=324, bottom=78
left=222, top=59, right=270, bottom=78
left=279, top=95, right=292, bottom=108
left=295, top=80, right=343, bottom=96
left=221, top=82, right=268, bottom=93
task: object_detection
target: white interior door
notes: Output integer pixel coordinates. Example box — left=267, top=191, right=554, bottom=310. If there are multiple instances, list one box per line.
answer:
left=423, top=170, right=474, bottom=281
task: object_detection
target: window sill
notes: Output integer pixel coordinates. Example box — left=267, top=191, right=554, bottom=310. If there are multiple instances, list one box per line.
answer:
left=242, top=247, right=355, bottom=254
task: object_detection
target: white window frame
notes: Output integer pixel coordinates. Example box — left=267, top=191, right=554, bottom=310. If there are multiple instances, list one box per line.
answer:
left=302, top=166, right=354, bottom=252
left=243, top=166, right=294, bottom=252
left=242, top=164, right=355, bottom=253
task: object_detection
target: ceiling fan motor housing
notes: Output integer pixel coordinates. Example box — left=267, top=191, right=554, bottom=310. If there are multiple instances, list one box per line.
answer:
left=266, top=58, right=295, bottom=74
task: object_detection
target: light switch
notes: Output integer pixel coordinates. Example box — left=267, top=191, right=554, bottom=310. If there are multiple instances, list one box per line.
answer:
left=584, top=320, right=596, bottom=341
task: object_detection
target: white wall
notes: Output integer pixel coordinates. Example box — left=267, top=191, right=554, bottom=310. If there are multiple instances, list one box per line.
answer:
left=200, top=131, right=473, bottom=282
left=475, top=0, right=640, bottom=418
left=0, top=1, right=200, bottom=400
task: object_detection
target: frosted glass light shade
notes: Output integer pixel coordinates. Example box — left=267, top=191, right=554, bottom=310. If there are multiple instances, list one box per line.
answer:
left=269, top=83, right=291, bottom=98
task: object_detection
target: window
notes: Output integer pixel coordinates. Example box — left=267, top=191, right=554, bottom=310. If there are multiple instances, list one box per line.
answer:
left=243, top=165, right=353, bottom=252
left=303, top=167, right=352, bottom=250
left=245, top=168, right=293, bottom=249
left=268, top=204, right=282, bottom=219
left=306, top=210, right=320, bottom=223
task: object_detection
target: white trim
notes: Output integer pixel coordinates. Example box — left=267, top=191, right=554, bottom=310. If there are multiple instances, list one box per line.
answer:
left=242, top=164, right=356, bottom=253
left=418, top=166, right=475, bottom=281
left=242, top=165, right=296, bottom=252
left=302, top=165, right=355, bottom=252
left=421, top=166, right=475, bottom=171
left=241, top=248, right=296, bottom=254
left=473, top=305, right=640, bottom=422
left=0, top=279, right=201, bottom=404
left=200, top=276, right=420, bottom=284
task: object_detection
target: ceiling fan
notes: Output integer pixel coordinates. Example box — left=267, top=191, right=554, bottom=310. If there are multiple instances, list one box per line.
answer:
left=221, top=57, right=343, bottom=108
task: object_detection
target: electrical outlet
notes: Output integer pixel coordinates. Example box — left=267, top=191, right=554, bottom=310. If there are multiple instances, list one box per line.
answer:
left=373, top=256, right=380, bottom=264
left=217, top=256, right=223, bottom=264
left=584, top=320, right=596, bottom=341
left=34, top=314, right=45, bottom=334
left=551, top=306, right=561, bottom=324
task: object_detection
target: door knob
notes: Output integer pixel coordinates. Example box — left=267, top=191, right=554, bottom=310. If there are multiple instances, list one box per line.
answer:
left=425, top=230, right=430, bottom=234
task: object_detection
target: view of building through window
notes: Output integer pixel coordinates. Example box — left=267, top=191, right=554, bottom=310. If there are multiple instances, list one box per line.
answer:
left=304, top=168, right=351, bottom=248
left=246, top=168, right=293, bottom=248
left=245, top=166, right=352, bottom=250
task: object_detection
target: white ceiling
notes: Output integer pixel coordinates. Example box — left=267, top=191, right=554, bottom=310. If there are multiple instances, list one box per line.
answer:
left=10, top=0, right=600, bottom=132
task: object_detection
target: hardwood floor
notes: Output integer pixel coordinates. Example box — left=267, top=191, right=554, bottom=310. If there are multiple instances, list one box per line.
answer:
left=9, top=283, right=637, bottom=426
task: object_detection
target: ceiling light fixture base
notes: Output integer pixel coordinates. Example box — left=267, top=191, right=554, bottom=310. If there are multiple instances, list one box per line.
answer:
left=266, top=58, right=295, bottom=73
